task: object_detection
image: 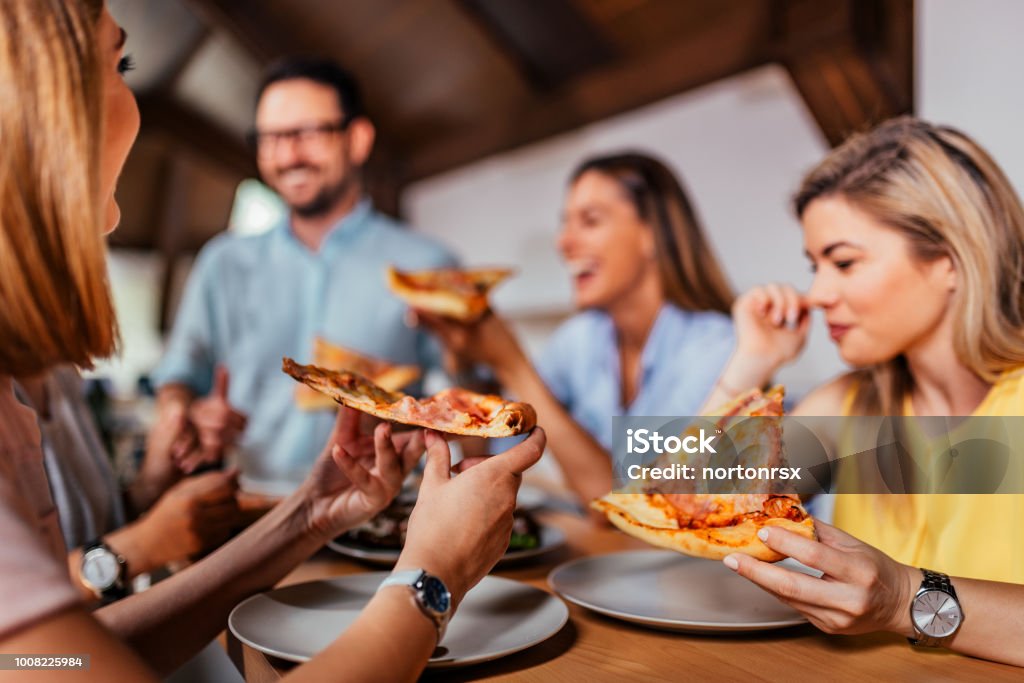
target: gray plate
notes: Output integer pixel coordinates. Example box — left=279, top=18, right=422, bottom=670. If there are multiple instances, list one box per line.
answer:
left=327, top=525, right=567, bottom=567
left=548, top=550, right=813, bottom=633
left=229, top=574, right=569, bottom=668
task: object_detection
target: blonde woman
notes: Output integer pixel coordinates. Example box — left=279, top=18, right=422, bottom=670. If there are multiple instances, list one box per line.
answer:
left=0, top=2, right=544, bottom=680
left=703, top=118, right=1024, bottom=666
left=419, top=153, right=735, bottom=503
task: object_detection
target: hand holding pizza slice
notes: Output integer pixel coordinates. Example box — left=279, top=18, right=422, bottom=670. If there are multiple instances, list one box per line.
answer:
left=385, top=265, right=514, bottom=322
left=283, top=358, right=536, bottom=438
left=592, top=386, right=816, bottom=562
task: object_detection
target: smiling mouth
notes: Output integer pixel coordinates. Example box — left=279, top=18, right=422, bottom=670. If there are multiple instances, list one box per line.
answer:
left=566, top=260, right=598, bottom=285
left=828, top=324, right=851, bottom=341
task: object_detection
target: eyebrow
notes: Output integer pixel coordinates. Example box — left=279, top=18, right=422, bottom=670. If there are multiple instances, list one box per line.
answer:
left=804, top=241, right=861, bottom=259
left=115, top=27, right=127, bottom=51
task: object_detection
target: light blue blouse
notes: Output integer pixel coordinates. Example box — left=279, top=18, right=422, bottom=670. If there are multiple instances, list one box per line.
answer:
left=536, top=304, right=735, bottom=450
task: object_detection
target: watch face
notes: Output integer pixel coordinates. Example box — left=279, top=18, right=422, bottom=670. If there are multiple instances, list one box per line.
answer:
left=82, top=549, right=119, bottom=589
left=912, top=589, right=962, bottom=638
left=419, top=575, right=451, bottom=615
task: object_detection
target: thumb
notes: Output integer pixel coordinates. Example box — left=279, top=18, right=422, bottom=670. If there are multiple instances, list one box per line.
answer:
left=421, top=430, right=451, bottom=488
left=495, top=428, right=546, bottom=475
left=213, top=365, right=230, bottom=400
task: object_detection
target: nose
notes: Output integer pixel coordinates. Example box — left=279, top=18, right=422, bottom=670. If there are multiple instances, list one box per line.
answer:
left=805, top=269, right=838, bottom=310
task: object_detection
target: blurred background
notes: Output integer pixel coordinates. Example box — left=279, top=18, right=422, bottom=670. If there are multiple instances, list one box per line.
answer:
left=98, top=0, right=1022, bottom=406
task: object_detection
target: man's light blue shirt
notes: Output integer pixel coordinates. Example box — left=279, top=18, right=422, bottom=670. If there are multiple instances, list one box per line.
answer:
left=152, top=200, right=457, bottom=490
left=536, top=304, right=735, bottom=450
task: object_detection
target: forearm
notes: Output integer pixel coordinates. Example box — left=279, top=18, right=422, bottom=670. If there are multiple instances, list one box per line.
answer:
left=95, top=491, right=326, bottom=676
left=285, top=588, right=436, bottom=683
left=894, top=573, right=1024, bottom=667
left=65, top=523, right=164, bottom=606
left=496, top=358, right=612, bottom=503
left=156, top=383, right=194, bottom=412
left=699, top=352, right=778, bottom=414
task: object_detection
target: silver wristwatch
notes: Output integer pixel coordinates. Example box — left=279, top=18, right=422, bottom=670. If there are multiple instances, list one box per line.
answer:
left=80, top=539, right=129, bottom=604
left=908, top=568, right=963, bottom=647
left=378, top=569, right=451, bottom=644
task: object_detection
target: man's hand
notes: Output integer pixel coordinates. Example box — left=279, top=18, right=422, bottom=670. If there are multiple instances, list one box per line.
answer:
left=182, top=366, right=248, bottom=472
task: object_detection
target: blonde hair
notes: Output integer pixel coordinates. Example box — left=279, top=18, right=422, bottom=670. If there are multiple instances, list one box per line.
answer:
left=794, top=117, right=1024, bottom=414
left=0, top=0, right=117, bottom=376
left=570, top=153, right=734, bottom=314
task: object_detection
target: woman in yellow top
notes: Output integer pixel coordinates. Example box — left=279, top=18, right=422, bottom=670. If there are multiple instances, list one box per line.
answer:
left=701, top=117, right=1024, bottom=666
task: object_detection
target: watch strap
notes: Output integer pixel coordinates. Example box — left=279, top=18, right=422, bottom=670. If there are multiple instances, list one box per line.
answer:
left=377, top=569, right=449, bottom=644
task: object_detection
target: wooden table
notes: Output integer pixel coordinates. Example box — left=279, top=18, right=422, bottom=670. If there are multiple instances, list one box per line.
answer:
left=226, top=510, right=1020, bottom=682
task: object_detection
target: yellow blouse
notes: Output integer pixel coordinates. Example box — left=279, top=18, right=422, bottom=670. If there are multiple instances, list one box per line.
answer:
left=832, top=367, right=1024, bottom=583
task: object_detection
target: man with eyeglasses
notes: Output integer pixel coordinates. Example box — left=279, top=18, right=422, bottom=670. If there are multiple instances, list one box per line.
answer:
left=152, top=57, right=458, bottom=494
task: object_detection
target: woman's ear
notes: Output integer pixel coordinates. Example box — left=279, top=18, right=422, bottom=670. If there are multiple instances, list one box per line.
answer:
left=937, top=254, right=957, bottom=293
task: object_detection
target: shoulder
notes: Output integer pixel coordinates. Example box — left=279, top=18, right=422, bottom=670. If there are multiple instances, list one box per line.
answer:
left=792, top=373, right=859, bottom=416
left=367, top=212, right=458, bottom=268
left=673, top=307, right=734, bottom=340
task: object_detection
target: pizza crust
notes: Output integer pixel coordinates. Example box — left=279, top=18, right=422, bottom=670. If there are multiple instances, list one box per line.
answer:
left=283, top=358, right=536, bottom=437
left=592, top=494, right=816, bottom=562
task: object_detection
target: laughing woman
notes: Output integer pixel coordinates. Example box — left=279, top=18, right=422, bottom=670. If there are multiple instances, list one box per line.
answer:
left=703, top=117, right=1024, bottom=666
left=418, top=153, right=736, bottom=503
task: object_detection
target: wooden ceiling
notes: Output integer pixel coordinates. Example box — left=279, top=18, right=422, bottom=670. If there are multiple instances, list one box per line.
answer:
left=112, top=0, right=913, bottom=257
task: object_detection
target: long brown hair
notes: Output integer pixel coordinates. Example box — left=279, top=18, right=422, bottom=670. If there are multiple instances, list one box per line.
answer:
left=570, top=152, right=734, bottom=314
left=794, top=117, right=1024, bottom=414
left=0, top=0, right=117, bottom=376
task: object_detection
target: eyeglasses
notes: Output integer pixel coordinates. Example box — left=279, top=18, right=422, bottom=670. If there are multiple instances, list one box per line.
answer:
left=247, top=119, right=350, bottom=155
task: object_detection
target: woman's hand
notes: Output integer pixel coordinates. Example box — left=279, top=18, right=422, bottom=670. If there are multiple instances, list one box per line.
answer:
left=724, top=521, right=919, bottom=636
left=731, top=284, right=811, bottom=376
left=395, top=428, right=546, bottom=606
left=412, top=310, right=525, bottom=377
left=299, top=407, right=425, bottom=539
left=182, top=367, right=248, bottom=471
left=131, top=469, right=247, bottom=568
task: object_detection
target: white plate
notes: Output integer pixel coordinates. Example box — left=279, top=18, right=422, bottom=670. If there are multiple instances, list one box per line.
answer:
left=326, top=525, right=567, bottom=567
left=548, top=550, right=814, bottom=633
left=229, top=574, right=569, bottom=668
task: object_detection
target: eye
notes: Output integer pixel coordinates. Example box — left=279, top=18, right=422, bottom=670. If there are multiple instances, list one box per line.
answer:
left=117, top=54, right=136, bottom=76
left=808, top=262, right=818, bottom=274
left=834, top=259, right=855, bottom=271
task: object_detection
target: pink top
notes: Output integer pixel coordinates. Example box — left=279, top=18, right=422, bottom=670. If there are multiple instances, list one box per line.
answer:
left=0, top=376, right=79, bottom=640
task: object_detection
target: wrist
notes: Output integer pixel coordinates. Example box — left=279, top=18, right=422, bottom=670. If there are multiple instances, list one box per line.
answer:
left=393, top=552, right=465, bottom=607
left=888, top=564, right=920, bottom=637
left=721, top=352, right=777, bottom=393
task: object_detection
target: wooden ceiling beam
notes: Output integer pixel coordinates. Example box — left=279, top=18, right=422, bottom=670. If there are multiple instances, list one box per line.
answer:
left=406, top=3, right=774, bottom=180
left=137, top=93, right=256, bottom=178
left=183, top=0, right=298, bottom=63
left=774, top=0, right=913, bottom=146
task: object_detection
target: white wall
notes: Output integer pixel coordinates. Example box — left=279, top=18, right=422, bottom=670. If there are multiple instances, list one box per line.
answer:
left=405, top=64, right=845, bottom=398
left=918, top=0, right=1024, bottom=195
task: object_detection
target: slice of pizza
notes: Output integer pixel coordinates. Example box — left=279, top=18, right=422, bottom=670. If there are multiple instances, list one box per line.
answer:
left=592, top=386, right=815, bottom=562
left=283, top=358, right=536, bottom=437
left=385, top=265, right=514, bottom=322
left=296, top=337, right=422, bottom=410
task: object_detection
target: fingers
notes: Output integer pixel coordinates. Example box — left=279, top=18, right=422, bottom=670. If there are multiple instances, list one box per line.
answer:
left=332, top=445, right=389, bottom=502
left=327, top=405, right=362, bottom=452
left=490, top=428, right=546, bottom=475
left=183, top=469, right=240, bottom=504
left=451, top=456, right=490, bottom=474
left=421, top=430, right=452, bottom=487
left=811, top=520, right=866, bottom=551
left=757, top=526, right=853, bottom=580
left=373, top=423, right=403, bottom=484
left=724, top=553, right=833, bottom=606
left=213, top=365, right=230, bottom=400
left=397, top=429, right=426, bottom=474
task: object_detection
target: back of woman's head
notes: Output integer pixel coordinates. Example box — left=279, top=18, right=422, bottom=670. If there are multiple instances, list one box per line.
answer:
left=795, top=116, right=1024, bottom=411
left=0, top=0, right=117, bottom=376
left=570, top=152, right=734, bottom=315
